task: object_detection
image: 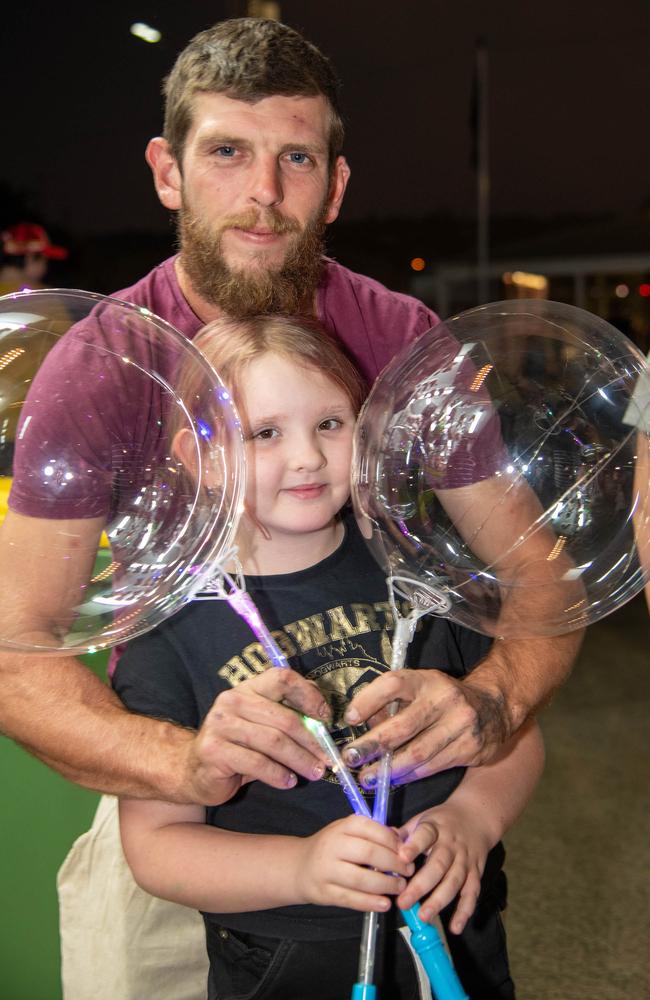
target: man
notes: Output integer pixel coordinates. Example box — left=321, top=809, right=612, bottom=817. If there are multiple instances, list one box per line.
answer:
left=0, top=17, right=580, bottom=807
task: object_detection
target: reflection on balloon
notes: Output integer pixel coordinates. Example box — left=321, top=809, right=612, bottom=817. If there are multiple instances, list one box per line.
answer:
left=0, top=289, right=244, bottom=653
left=352, top=299, right=650, bottom=637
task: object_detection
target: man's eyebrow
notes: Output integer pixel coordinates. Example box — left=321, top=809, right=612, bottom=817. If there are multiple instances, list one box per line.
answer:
left=195, top=133, right=249, bottom=150
left=277, top=141, right=328, bottom=156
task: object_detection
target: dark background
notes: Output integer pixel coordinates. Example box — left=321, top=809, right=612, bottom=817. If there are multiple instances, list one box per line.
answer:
left=2, top=1, right=649, bottom=300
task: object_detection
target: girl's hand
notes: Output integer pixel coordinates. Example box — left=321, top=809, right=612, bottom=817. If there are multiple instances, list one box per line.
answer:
left=296, top=815, right=415, bottom=912
left=395, top=803, right=492, bottom=934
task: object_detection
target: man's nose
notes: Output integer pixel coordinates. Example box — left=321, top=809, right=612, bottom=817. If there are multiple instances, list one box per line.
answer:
left=249, top=157, right=283, bottom=208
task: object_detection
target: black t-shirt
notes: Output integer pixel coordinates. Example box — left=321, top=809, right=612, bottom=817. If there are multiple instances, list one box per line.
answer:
left=114, top=515, right=494, bottom=940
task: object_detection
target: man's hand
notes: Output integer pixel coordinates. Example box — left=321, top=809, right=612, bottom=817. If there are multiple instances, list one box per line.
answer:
left=184, top=668, right=333, bottom=805
left=341, top=668, right=509, bottom=788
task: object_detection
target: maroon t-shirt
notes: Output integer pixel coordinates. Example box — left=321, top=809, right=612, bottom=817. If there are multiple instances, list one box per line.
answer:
left=10, top=256, right=439, bottom=519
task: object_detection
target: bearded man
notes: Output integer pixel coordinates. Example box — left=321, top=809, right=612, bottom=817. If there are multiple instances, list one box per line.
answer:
left=2, top=17, right=578, bottom=807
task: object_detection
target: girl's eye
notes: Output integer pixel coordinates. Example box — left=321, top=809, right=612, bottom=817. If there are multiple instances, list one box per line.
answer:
left=253, top=427, right=278, bottom=440
left=319, top=418, right=343, bottom=431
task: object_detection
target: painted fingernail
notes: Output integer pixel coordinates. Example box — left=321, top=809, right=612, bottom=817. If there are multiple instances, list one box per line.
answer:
left=362, top=772, right=377, bottom=789
left=419, top=907, right=431, bottom=923
left=311, top=763, right=325, bottom=780
left=345, top=708, right=360, bottom=724
left=285, top=772, right=298, bottom=788
left=344, top=747, right=361, bottom=766
left=318, top=702, right=331, bottom=719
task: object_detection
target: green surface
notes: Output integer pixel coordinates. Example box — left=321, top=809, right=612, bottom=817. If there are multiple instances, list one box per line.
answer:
left=0, top=651, right=107, bottom=1000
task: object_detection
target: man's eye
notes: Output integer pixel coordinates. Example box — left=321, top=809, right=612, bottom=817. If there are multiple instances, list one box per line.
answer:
left=215, top=146, right=236, bottom=157
left=286, top=152, right=311, bottom=166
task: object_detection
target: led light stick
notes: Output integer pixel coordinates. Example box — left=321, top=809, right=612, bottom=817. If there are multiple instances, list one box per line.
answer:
left=352, top=582, right=469, bottom=1000
left=193, top=556, right=369, bottom=819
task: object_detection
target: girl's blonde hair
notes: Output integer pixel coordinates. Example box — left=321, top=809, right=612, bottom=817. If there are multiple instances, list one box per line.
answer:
left=193, top=314, right=367, bottom=415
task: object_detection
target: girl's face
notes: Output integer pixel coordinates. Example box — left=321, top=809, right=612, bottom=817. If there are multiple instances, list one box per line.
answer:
left=238, top=352, right=356, bottom=545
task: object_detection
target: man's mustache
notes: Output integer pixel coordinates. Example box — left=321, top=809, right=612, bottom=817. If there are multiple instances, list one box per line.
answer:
left=215, top=208, right=301, bottom=236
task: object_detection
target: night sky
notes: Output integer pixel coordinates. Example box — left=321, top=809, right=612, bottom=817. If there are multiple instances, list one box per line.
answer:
left=2, top=0, right=650, bottom=239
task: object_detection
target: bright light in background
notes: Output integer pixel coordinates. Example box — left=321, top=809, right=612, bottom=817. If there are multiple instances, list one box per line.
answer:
left=502, top=270, right=549, bottom=292
left=410, top=257, right=426, bottom=272
left=0, top=347, right=25, bottom=372
left=615, top=283, right=629, bottom=298
left=130, top=22, right=161, bottom=44
left=639, top=283, right=650, bottom=298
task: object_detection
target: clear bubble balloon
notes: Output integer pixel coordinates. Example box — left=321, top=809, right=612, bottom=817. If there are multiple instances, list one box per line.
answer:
left=352, top=300, right=650, bottom=637
left=0, top=289, right=244, bottom=653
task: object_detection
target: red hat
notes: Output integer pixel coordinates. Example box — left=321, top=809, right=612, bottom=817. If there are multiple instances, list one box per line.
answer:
left=1, top=222, right=68, bottom=260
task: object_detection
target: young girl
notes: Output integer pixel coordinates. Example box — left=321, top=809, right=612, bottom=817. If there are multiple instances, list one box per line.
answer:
left=115, top=315, right=544, bottom=1000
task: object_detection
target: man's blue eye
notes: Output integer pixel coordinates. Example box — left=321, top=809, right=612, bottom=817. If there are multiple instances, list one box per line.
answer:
left=289, top=152, right=309, bottom=164
left=217, top=146, right=236, bottom=157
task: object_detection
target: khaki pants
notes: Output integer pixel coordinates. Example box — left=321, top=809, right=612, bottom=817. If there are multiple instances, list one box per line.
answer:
left=57, top=795, right=209, bottom=1000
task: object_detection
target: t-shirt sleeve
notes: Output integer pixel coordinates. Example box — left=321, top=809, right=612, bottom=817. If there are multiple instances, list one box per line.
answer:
left=10, top=329, right=116, bottom=518
left=9, top=303, right=171, bottom=520
left=112, top=626, right=200, bottom=730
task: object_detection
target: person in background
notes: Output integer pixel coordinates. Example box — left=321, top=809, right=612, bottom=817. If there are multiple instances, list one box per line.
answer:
left=624, top=348, right=650, bottom=610
left=0, top=221, right=68, bottom=294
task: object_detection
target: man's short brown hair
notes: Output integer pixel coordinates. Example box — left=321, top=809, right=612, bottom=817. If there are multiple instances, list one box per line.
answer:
left=163, top=18, right=345, bottom=168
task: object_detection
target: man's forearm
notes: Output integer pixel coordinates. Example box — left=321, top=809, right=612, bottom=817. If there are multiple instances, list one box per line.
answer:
left=0, top=651, right=196, bottom=802
left=464, top=628, right=583, bottom=739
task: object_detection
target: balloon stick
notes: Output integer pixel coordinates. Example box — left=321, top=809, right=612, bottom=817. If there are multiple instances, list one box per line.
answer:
left=353, top=585, right=469, bottom=1000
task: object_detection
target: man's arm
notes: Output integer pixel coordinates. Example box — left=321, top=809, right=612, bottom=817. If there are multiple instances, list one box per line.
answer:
left=0, top=510, right=330, bottom=803
left=344, top=474, right=583, bottom=783
left=633, top=429, right=650, bottom=612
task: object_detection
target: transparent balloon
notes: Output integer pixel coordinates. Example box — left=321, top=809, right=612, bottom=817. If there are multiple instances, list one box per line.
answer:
left=352, top=299, right=650, bottom=637
left=0, top=289, right=245, bottom=653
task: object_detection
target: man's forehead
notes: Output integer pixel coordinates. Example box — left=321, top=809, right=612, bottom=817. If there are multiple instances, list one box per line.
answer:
left=187, top=91, right=331, bottom=146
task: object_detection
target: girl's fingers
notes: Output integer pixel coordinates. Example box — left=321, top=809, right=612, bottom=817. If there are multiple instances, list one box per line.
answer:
left=314, top=862, right=407, bottom=909
left=397, top=818, right=439, bottom=863
left=447, top=876, right=482, bottom=934
left=418, top=862, right=478, bottom=924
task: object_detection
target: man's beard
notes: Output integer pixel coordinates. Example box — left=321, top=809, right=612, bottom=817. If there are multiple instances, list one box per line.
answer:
left=178, top=200, right=327, bottom=318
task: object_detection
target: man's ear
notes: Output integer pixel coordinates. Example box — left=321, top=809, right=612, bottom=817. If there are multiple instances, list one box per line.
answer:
left=172, top=427, right=225, bottom=492
left=324, top=156, right=351, bottom=225
left=172, top=427, right=199, bottom=478
left=146, top=137, right=182, bottom=211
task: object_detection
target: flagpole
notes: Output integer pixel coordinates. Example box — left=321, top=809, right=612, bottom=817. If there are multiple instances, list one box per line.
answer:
left=476, top=37, right=490, bottom=304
